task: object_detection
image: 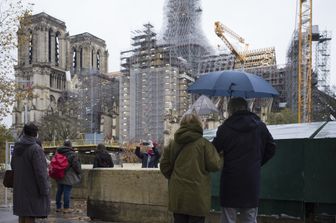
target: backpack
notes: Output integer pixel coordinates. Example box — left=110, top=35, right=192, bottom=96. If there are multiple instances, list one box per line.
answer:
left=48, top=152, right=69, bottom=180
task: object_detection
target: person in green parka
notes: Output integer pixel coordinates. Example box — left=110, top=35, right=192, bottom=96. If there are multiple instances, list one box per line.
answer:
left=160, top=113, right=221, bottom=223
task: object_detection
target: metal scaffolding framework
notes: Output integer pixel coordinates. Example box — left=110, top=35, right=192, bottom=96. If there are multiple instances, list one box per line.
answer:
left=315, top=30, right=332, bottom=92
left=74, top=71, right=119, bottom=134
left=160, top=0, right=214, bottom=76
left=119, top=24, right=193, bottom=143
left=287, top=22, right=334, bottom=122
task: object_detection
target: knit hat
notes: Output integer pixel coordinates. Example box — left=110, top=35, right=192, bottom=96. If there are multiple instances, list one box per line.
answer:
left=63, top=139, right=72, bottom=148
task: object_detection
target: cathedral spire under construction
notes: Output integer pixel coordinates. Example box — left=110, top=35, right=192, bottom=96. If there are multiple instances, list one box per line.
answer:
left=160, top=0, right=214, bottom=75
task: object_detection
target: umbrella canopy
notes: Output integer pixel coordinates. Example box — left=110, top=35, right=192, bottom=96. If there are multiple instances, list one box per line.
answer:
left=187, top=70, right=279, bottom=98
left=186, top=95, right=219, bottom=115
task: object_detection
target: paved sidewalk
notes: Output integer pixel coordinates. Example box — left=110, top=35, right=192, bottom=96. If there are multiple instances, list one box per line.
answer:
left=0, top=207, right=17, bottom=223
left=0, top=200, right=103, bottom=223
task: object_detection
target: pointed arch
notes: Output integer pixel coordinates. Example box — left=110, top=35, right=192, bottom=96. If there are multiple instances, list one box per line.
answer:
left=96, top=50, right=101, bottom=71
left=55, top=31, right=61, bottom=66
left=28, top=30, right=33, bottom=64
left=72, top=47, right=77, bottom=71
left=48, top=28, right=53, bottom=62
left=80, top=47, right=83, bottom=69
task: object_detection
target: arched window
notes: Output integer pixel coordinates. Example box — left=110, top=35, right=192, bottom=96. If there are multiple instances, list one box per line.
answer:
left=96, top=51, right=100, bottom=71
left=57, top=75, right=61, bottom=89
left=80, top=48, right=83, bottom=69
left=91, top=49, right=94, bottom=68
left=28, top=31, right=33, bottom=64
left=50, top=95, right=56, bottom=104
left=50, top=73, right=53, bottom=87
left=48, top=29, right=52, bottom=62
left=72, top=48, right=77, bottom=70
left=55, top=32, right=60, bottom=66
left=61, top=74, right=65, bottom=90
left=57, top=97, right=64, bottom=115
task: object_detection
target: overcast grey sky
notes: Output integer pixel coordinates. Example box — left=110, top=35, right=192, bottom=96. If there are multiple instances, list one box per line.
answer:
left=28, top=0, right=336, bottom=86
left=2, top=0, right=335, bottom=127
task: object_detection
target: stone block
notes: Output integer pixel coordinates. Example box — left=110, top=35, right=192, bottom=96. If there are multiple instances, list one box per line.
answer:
left=87, top=168, right=170, bottom=222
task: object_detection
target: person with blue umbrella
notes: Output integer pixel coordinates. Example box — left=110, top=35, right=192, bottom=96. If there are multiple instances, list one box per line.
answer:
left=212, top=97, right=276, bottom=223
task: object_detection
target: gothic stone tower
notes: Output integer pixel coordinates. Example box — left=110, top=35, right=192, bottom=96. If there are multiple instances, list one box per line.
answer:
left=13, top=12, right=68, bottom=131
left=69, top=33, right=117, bottom=137
left=13, top=12, right=118, bottom=140
left=69, top=32, right=108, bottom=76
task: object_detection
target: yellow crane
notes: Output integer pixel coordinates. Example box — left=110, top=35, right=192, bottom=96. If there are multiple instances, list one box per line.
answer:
left=214, top=21, right=249, bottom=66
left=297, top=0, right=313, bottom=123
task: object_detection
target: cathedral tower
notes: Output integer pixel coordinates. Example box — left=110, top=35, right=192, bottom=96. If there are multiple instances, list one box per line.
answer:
left=13, top=12, right=68, bottom=130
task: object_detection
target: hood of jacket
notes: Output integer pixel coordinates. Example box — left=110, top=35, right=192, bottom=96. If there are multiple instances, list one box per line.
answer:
left=174, top=121, right=203, bottom=145
left=225, top=111, right=261, bottom=132
left=57, top=146, right=74, bottom=155
left=96, top=149, right=109, bottom=156
left=14, top=135, right=37, bottom=156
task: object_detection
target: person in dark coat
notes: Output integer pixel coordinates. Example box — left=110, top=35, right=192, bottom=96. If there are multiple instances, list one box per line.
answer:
left=212, top=97, right=276, bottom=223
left=135, top=140, right=160, bottom=168
left=55, top=140, right=81, bottom=213
left=160, top=113, right=221, bottom=223
left=93, top=143, right=114, bottom=168
left=11, top=123, right=50, bottom=223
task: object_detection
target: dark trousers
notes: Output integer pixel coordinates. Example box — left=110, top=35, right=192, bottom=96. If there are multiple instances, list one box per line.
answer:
left=173, top=213, right=205, bottom=223
left=18, top=217, right=35, bottom=223
left=56, top=183, right=72, bottom=209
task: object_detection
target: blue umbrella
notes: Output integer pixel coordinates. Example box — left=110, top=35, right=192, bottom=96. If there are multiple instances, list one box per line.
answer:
left=187, top=70, right=279, bottom=98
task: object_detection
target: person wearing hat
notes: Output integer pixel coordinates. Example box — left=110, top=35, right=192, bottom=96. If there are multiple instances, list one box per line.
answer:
left=11, top=123, right=50, bottom=223
left=135, top=140, right=160, bottom=168
left=54, top=140, right=81, bottom=213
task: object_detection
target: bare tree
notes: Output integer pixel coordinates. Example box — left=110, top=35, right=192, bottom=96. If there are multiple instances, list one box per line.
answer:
left=0, top=0, right=32, bottom=121
left=0, top=124, right=14, bottom=163
left=37, top=92, right=87, bottom=143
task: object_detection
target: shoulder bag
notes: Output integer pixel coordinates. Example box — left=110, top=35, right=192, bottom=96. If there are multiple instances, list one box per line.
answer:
left=3, top=170, right=13, bottom=188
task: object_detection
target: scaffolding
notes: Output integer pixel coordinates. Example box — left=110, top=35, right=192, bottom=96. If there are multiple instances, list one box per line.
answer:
left=119, top=24, right=193, bottom=143
left=198, top=53, right=235, bottom=74
left=160, top=0, right=214, bottom=76
left=74, top=70, right=119, bottom=134
left=234, top=47, right=277, bottom=70
left=315, top=29, right=332, bottom=92
left=287, top=23, right=333, bottom=122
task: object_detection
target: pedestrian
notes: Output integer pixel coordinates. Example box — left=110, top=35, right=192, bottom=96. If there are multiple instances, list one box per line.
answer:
left=11, top=123, right=50, bottom=223
left=160, top=113, right=221, bottom=223
left=93, top=143, right=114, bottom=168
left=135, top=140, right=160, bottom=168
left=55, top=140, right=81, bottom=213
left=212, top=97, right=276, bottom=223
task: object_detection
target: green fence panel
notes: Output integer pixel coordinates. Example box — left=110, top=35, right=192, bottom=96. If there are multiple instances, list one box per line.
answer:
left=304, top=138, right=336, bottom=204
left=260, top=139, right=305, bottom=200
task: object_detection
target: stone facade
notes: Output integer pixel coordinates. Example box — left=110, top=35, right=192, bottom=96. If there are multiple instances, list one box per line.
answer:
left=14, top=12, right=68, bottom=131
left=13, top=12, right=118, bottom=140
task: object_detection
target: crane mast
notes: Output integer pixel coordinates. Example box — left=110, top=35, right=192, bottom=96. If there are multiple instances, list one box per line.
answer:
left=297, top=0, right=313, bottom=123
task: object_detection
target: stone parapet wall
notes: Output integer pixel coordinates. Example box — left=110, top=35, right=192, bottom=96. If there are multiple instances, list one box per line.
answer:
left=87, top=168, right=170, bottom=223
left=51, top=167, right=171, bottom=222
